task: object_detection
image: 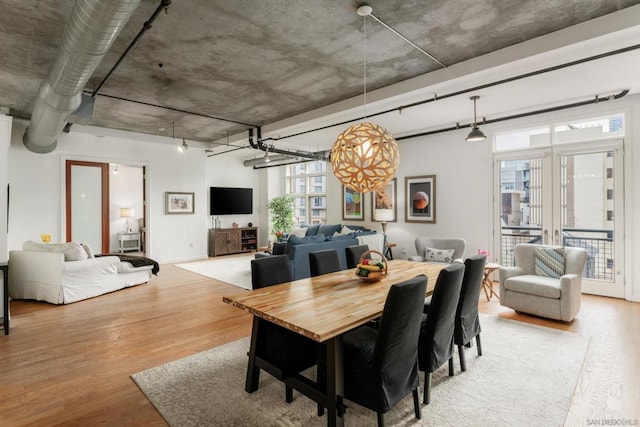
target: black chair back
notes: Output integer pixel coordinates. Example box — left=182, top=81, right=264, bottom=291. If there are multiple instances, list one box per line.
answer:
left=455, top=255, right=486, bottom=345
left=345, top=244, right=369, bottom=269
left=419, top=262, right=465, bottom=373
left=374, top=275, right=427, bottom=387
left=251, top=255, right=292, bottom=289
left=309, top=249, right=342, bottom=277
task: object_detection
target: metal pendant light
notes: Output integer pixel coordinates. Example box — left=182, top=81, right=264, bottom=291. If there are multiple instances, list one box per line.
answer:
left=466, top=95, right=487, bottom=142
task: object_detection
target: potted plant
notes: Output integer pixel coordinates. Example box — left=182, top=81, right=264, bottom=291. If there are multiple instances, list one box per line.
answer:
left=267, top=195, right=294, bottom=241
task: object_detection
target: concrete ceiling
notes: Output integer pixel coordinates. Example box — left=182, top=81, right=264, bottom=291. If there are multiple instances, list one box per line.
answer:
left=2, top=0, right=640, bottom=155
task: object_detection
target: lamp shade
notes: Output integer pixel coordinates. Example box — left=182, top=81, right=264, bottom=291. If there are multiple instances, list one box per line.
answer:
left=465, top=125, right=486, bottom=142
left=120, top=208, right=134, bottom=218
left=331, top=122, right=399, bottom=193
left=374, top=208, right=394, bottom=222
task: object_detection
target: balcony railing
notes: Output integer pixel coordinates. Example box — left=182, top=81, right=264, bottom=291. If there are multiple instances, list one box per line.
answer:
left=500, top=226, right=614, bottom=281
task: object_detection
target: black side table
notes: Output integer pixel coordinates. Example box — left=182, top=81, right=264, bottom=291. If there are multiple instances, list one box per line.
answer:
left=1, top=262, right=8, bottom=335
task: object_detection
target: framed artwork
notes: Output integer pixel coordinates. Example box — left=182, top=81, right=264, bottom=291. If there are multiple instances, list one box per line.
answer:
left=371, top=178, right=397, bottom=222
left=165, top=191, right=195, bottom=214
left=405, top=175, right=436, bottom=223
left=342, top=186, right=364, bottom=221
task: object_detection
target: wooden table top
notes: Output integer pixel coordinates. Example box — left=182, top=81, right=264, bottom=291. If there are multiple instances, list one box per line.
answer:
left=223, top=260, right=444, bottom=342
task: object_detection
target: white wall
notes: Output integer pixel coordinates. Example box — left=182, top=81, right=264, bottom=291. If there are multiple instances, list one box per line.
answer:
left=7, top=121, right=208, bottom=264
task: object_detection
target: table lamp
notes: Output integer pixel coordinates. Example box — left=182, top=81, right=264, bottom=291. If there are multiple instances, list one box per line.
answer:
left=120, top=208, right=134, bottom=232
left=374, top=208, right=394, bottom=236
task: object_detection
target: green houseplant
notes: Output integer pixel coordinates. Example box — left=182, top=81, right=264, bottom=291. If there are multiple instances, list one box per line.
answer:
left=267, top=194, right=295, bottom=241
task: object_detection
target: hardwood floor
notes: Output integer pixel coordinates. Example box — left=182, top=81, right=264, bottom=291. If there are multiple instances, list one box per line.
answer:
left=0, top=264, right=638, bottom=426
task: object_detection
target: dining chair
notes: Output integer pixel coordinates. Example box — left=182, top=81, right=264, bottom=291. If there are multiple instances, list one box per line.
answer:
left=341, top=275, right=427, bottom=426
left=418, top=262, right=465, bottom=404
left=309, top=249, right=342, bottom=276
left=249, top=255, right=319, bottom=402
left=453, top=254, right=486, bottom=372
left=345, top=244, right=369, bottom=269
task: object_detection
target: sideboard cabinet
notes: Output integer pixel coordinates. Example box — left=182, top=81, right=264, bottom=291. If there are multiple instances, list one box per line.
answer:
left=208, top=227, right=258, bottom=256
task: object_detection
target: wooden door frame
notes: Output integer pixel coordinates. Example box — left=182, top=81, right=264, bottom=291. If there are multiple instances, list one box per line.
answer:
left=65, top=160, right=110, bottom=254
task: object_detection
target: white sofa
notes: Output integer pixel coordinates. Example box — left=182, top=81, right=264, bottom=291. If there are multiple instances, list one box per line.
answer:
left=9, top=242, right=154, bottom=304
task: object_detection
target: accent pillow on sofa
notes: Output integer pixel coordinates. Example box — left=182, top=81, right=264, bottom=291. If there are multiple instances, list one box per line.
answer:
left=289, top=227, right=307, bottom=238
left=319, top=224, right=342, bottom=237
left=80, top=243, right=95, bottom=258
left=304, top=224, right=321, bottom=236
left=534, top=247, right=565, bottom=278
left=424, top=247, right=455, bottom=263
left=23, top=241, right=89, bottom=261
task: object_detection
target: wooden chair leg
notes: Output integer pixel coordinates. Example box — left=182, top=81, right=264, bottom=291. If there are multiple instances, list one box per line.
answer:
left=423, top=372, right=432, bottom=405
left=377, top=412, right=385, bottom=427
left=458, top=344, right=467, bottom=372
left=448, top=357, right=454, bottom=376
left=476, top=334, right=483, bottom=356
left=286, top=385, right=293, bottom=403
left=413, top=388, right=421, bottom=419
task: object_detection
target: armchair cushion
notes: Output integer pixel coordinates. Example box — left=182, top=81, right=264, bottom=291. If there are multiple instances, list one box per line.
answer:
left=534, top=247, right=564, bottom=278
left=424, top=247, right=455, bottom=263
left=503, top=274, right=561, bottom=298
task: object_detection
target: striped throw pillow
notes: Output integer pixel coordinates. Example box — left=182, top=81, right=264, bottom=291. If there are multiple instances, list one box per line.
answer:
left=534, top=247, right=565, bottom=278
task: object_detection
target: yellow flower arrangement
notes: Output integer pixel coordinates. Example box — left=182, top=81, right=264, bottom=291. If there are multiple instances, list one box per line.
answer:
left=40, top=234, right=51, bottom=243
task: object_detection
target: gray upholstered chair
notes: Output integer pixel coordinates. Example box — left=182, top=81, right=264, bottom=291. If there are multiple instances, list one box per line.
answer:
left=409, top=237, right=466, bottom=263
left=499, top=243, right=587, bottom=322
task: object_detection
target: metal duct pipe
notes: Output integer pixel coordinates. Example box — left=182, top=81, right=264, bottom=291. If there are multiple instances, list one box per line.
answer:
left=243, top=154, right=297, bottom=167
left=23, top=0, right=141, bottom=153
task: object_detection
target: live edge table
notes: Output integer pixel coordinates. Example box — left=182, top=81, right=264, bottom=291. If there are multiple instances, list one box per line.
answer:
left=223, top=260, right=444, bottom=426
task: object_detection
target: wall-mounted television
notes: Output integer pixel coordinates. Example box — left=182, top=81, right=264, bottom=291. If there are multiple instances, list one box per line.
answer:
left=210, top=187, right=253, bottom=215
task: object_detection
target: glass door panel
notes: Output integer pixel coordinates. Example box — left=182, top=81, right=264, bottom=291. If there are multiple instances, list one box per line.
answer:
left=554, top=143, right=624, bottom=297
left=496, top=154, right=550, bottom=267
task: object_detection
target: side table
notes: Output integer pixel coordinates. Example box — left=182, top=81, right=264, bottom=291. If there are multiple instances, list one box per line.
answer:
left=482, top=262, right=501, bottom=301
left=1, top=262, right=9, bottom=335
left=118, top=232, right=141, bottom=253
left=384, top=242, right=396, bottom=260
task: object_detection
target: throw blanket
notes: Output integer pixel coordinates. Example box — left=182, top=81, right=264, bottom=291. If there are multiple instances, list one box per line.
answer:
left=97, top=254, right=160, bottom=275
left=357, top=233, right=385, bottom=254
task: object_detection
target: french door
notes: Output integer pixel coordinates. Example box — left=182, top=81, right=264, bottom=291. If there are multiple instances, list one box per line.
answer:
left=495, top=139, right=624, bottom=297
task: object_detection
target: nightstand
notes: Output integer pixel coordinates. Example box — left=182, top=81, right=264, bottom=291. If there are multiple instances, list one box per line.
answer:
left=118, top=232, right=140, bottom=253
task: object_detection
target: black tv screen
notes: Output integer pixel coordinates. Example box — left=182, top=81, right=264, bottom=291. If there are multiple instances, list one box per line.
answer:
left=210, top=187, right=253, bottom=215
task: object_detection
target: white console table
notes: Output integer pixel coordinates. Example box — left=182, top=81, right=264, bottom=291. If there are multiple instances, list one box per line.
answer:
left=118, top=232, right=140, bottom=253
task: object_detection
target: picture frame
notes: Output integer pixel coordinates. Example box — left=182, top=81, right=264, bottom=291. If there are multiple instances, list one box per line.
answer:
left=371, top=178, right=397, bottom=222
left=342, top=186, right=364, bottom=221
left=405, top=175, right=436, bottom=223
left=165, top=191, right=195, bottom=214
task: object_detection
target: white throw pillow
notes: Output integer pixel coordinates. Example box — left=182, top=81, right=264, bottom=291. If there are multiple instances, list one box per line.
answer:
left=80, top=243, right=95, bottom=259
left=340, top=226, right=355, bottom=235
left=23, top=240, right=89, bottom=261
left=424, top=247, right=455, bottom=263
left=290, top=227, right=307, bottom=238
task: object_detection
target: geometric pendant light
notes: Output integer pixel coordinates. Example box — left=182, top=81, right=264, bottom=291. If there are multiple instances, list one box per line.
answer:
left=465, top=95, right=487, bottom=142
left=330, top=4, right=399, bottom=193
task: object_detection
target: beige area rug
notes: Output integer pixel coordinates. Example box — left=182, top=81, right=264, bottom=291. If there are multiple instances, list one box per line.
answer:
left=175, top=254, right=255, bottom=290
left=132, top=315, right=589, bottom=426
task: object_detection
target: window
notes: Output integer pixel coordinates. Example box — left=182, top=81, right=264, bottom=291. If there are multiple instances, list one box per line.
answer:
left=285, top=161, right=327, bottom=226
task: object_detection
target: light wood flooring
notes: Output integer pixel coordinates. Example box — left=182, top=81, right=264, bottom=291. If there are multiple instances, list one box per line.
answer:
left=0, top=263, right=638, bottom=426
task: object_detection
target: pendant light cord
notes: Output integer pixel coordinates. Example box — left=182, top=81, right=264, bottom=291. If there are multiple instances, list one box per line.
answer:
left=363, top=14, right=367, bottom=121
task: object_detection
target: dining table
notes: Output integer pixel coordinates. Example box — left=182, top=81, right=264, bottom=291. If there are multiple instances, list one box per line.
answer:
left=223, top=259, right=446, bottom=426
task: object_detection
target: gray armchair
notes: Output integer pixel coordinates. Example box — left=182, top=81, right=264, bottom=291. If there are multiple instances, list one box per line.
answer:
left=499, top=243, right=587, bottom=322
left=409, top=237, right=466, bottom=263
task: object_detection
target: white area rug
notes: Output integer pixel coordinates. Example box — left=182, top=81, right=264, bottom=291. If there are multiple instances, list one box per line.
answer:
left=175, top=255, right=254, bottom=290
left=132, top=315, right=589, bottom=426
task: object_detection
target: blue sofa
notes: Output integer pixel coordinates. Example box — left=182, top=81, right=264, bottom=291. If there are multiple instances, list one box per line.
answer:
left=279, top=224, right=376, bottom=280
